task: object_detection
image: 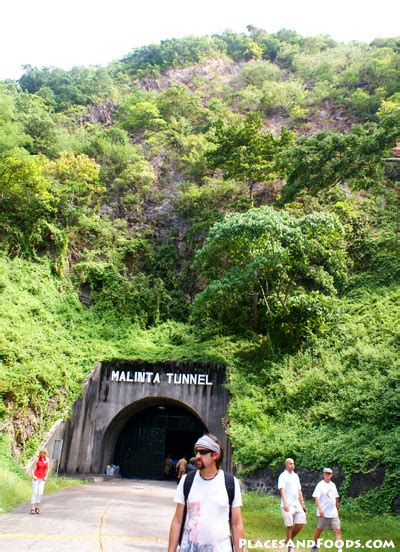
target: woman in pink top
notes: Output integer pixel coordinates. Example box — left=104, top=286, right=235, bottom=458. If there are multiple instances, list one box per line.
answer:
left=31, top=448, right=49, bottom=514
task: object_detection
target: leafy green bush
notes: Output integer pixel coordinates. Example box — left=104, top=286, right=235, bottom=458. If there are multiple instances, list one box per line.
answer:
left=19, top=65, right=115, bottom=111
left=121, top=35, right=221, bottom=75
left=259, top=80, right=308, bottom=117
left=233, top=60, right=283, bottom=89
left=0, top=89, right=31, bottom=159
left=279, top=122, right=393, bottom=202
left=192, top=206, right=347, bottom=345
left=73, top=260, right=166, bottom=325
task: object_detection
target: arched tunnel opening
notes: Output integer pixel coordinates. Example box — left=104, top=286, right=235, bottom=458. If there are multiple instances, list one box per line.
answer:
left=113, top=403, right=207, bottom=479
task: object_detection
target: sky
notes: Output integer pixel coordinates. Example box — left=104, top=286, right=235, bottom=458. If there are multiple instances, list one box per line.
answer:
left=1, top=0, right=399, bottom=80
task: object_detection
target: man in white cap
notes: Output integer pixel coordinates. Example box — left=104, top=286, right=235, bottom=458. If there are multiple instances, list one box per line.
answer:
left=311, top=468, right=342, bottom=552
left=278, top=458, right=307, bottom=552
left=168, top=433, right=244, bottom=552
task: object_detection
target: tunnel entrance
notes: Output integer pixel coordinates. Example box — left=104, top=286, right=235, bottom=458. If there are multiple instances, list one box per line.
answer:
left=60, top=361, right=231, bottom=475
left=113, top=404, right=207, bottom=479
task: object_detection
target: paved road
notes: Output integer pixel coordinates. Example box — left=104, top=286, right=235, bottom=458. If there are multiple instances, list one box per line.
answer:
left=0, top=479, right=177, bottom=552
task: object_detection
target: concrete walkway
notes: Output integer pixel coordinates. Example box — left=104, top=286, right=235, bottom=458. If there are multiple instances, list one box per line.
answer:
left=0, top=479, right=177, bottom=552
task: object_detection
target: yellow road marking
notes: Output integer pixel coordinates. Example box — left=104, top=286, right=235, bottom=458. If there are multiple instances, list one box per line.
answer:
left=0, top=534, right=96, bottom=540
left=98, top=500, right=113, bottom=552
left=0, top=533, right=168, bottom=543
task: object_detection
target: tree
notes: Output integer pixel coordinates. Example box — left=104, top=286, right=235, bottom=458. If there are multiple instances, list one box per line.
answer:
left=74, top=125, right=156, bottom=211
left=259, top=80, right=308, bottom=117
left=15, top=92, right=61, bottom=157
left=206, top=113, right=294, bottom=203
left=192, top=206, right=346, bottom=346
left=0, top=155, right=54, bottom=223
left=0, top=91, right=31, bottom=159
left=213, top=30, right=260, bottom=61
left=0, top=151, right=103, bottom=257
left=377, top=93, right=400, bottom=135
left=19, top=65, right=114, bottom=111
left=157, top=86, right=208, bottom=130
left=360, top=47, right=400, bottom=96
left=45, top=152, right=103, bottom=225
left=234, top=60, right=283, bottom=88
left=117, top=99, right=165, bottom=133
left=0, top=155, right=56, bottom=254
left=279, top=123, right=396, bottom=202
left=370, top=37, right=400, bottom=55
left=120, top=36, right=219, bottom=76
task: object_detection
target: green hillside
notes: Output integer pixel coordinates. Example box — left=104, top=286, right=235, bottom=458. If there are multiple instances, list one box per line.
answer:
left=0, top=27, right=399, bottom=513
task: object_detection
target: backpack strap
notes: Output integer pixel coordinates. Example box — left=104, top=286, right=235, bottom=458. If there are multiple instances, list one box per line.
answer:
left=178, top=469, right=197, bottom=545
left=224, top=471, right=235, bottom=523
left=183, top=468, right=197, bottom=501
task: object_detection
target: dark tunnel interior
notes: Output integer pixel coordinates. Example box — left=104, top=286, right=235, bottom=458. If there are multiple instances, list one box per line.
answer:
left=113, top=404, right=206, bottom=478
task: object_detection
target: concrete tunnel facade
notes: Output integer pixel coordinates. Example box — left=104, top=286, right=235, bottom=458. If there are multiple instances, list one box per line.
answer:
left=58, top=360, right=231, bottom=477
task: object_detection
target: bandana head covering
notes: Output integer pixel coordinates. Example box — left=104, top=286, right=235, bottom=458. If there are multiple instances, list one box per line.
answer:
left=195, top=435, right=221, bottom=454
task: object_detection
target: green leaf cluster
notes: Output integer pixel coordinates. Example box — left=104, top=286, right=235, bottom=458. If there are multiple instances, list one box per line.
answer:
left=192, top=206, right=346, bottom=344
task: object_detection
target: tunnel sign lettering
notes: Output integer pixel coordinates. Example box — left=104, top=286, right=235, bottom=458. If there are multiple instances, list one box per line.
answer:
left=110, top=370, right=213, bottom=386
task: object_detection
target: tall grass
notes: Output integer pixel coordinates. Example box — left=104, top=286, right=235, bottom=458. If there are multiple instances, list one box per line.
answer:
left=242, top=493, right=400, bottom=547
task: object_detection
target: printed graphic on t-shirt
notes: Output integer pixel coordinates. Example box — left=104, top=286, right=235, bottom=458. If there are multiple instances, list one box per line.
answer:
left=186, top=502, right=201, bottom=544
left=326, top=488, right=336, bottom=504
left=180, top=540, right=214, bottom=552
left=181, top=499, right=233, bottom=552
left=312, top=481, right=339, bottom=518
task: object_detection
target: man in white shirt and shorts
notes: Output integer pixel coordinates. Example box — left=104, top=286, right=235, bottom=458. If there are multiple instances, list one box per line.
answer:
left=168, top=433, right=244, bottom=552
left=311, top=468, right=342, bottom=552
left=278, top=458, right=307, bottom=552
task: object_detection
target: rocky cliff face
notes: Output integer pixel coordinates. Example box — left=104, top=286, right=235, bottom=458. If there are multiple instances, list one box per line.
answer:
left=137, top=57, right=243, bottom=93
left=83, top=102, right=117, bottom=126
left=84, top=57, right=356, bottom=240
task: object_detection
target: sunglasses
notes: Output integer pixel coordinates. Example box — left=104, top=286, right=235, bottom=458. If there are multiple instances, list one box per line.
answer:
left=194, top=448, right=213, bottom=456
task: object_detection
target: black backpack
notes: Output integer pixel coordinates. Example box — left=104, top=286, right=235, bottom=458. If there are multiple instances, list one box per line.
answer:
left=178, top=469, right=235, bottom=545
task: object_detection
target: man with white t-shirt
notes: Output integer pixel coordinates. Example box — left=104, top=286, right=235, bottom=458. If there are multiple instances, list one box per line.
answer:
left=311, top=468, right=342, bottom=552
left=168, top=433, right=244, bottom=552
left=278, top=458, right=307, bottom=552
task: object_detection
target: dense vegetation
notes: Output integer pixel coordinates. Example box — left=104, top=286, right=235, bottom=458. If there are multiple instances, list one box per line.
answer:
left=0, top=27, right=399, bottom=513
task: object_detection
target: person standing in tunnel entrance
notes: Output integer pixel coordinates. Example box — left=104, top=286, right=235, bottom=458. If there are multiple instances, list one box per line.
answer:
left=187, top=457, right=196, bottom=473
left=164, top=454, right=173, bottom=479
left=168, top=433, right=244, bottom=552
left=176, top=455, right=188, bottom=481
